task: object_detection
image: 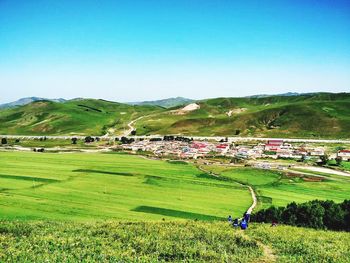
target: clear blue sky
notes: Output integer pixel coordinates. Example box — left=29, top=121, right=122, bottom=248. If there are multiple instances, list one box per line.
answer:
left=0, top=0, right=349, bottom=103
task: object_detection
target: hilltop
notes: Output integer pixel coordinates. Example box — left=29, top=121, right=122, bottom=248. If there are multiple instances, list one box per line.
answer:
left=0, top=97, right=66, bottom=109
left=0, top=92, right=349, bottom=138
left=127, top=96, right=194, bottom=108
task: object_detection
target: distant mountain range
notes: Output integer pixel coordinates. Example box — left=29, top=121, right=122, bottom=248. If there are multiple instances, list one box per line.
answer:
left=0, top=96, right=193, bottom=109
left=0, top=97, right=66, bottom=109
left=127, top=97, right=194, bottom=108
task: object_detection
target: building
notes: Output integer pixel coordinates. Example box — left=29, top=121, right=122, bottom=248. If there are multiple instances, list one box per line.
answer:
left=337, top=150, right=350, bottom=161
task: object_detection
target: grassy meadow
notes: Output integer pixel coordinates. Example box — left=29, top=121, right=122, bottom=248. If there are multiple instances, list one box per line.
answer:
left=1, top=220, right=349, bottom=262
left=204, top=166, right=350, bottom=209
left=0, top=151, right=251, bottom=221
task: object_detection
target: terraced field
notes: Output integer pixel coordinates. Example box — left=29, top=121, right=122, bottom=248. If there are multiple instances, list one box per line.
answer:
left=0, top=152, right=251, bottom=220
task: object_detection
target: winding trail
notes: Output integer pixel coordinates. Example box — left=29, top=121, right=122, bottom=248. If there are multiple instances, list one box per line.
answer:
left=197, top=165, right=258, bottom=215
left=122, top=116, right=145, bottom=137
left=246, top=186, right=257, bottom=214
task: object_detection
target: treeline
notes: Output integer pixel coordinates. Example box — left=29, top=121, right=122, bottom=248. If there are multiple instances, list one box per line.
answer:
left=251, top=199, right=350, bottom=231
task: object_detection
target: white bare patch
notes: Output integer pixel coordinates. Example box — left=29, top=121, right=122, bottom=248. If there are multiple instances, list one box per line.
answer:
left=172, top=103, right=200, bottom=115
left=226, top=108, right=247, bottom=117
left=120, top=112, right=126, bottom=115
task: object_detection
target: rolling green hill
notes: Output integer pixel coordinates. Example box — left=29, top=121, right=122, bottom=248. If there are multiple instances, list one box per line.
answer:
left=0, top=99, right=163, bottom=136
left=0, top=92, right=349, bottom=138
left=135, top=92, right=350, bottom=138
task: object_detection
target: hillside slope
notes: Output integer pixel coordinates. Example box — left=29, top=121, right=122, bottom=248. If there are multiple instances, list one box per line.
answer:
left=0, top=93, right=349, bottom=137
left=0, top=99, right=162, bottom=135
left=135, top=93, right=350, bottom=138
left=1, top=221, right=349, bottom=262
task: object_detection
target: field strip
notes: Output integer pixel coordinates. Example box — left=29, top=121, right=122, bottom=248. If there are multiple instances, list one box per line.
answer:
left=197, top=165, right=258, bottom=214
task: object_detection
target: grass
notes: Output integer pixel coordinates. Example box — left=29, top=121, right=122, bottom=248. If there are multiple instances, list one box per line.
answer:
left=0, top=99, right=163, bottom=136
left=204, top=166, right=350, bottom=209
left=1, top=220, right=349, bottom=262
left=341, top=162, right=350, bottom=171
left=135, top=93, right=350, bottom=138
left=1, top=93, right=350, bottom=138
left=0, top=151, right=251, bottom=221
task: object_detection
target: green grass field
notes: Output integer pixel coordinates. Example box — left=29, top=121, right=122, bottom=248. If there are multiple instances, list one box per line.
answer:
left=0, top=151, right=251, bottom=221
left=1, top=221, right=349, bottom=262
left=1, top=152, right=350, bottom=262
left=205, top=166, right=350, bottom=209
left=341, top=162, right=350, bottom=171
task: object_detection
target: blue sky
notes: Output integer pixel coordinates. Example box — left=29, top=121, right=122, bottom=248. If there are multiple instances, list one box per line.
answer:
left=0, top=0, right=349, bottom=103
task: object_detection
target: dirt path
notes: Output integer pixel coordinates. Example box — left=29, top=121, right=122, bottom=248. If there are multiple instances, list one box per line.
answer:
left=257, top=241, right=277, bottom=263
left=121, top=116, right=145, bottom=137
left=197, top=165, right=258, bottom=215
left=246, top=186, right=257, bottom=214
left=240, top=231, right=277, bottom=263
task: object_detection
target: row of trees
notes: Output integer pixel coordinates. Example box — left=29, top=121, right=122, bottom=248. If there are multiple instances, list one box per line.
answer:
left=251, top=199, right=350, bottom=231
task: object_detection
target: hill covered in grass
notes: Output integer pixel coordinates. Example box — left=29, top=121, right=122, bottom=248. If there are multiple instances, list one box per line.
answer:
left=0, top=99, right=162, bottom=135
left=1, top=220, right=349, bottom=262
left=1, top=92, right=349, bottom=138
left=135, top=92, right=350, bottom=138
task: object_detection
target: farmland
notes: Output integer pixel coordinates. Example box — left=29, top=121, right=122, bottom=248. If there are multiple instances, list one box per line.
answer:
left=0, top=151, right=251, bottom=220
left=204, top=166, right=350, bottom=209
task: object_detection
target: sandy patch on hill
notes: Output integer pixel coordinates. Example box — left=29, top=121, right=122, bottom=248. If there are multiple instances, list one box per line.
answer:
left=226, top=108, right=247, bottom=117
left=171, top=103, right=200, bottom=115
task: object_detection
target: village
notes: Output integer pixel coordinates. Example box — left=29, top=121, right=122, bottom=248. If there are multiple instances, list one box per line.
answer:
left=119, top=137, right=350, bottom=163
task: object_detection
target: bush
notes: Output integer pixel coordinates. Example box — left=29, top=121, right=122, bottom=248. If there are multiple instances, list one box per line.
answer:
left=251, top=199, right=350, bottom=231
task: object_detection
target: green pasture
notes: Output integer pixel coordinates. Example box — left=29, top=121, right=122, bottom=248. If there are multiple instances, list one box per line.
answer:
left=341, top=162, right=350, bottom=171
left=205, top=166, right=350, bottom=208
left=1, top=221, right=349, bottom=262
left=0, top=152, right=251, bottom=221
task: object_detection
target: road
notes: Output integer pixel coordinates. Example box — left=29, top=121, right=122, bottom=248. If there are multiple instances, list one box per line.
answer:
left=1, top=133, right=349, bottom=144
left=121, top=116, right=145, bottom=137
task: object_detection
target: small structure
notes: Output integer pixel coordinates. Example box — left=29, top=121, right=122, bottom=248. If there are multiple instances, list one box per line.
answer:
left=337, top=150, right=350, bottom=161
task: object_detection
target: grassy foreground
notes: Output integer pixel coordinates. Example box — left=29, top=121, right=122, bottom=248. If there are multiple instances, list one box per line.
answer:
left=1, top=220, right=349, bottom=262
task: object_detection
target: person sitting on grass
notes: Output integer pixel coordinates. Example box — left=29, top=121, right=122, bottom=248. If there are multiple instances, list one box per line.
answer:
left=233, top=218, right=239, bottom=228
left=227, top=215, right=232, bottom=223
left=240, top=219, right=248, bottom=230
left=271, top=221, right=278, bottom=227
